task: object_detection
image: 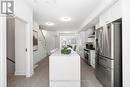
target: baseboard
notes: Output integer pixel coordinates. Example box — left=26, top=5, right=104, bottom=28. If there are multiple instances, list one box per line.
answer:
left=34, top=64, right=38, bottom=69
left=15, top=71, right=26, bottom=76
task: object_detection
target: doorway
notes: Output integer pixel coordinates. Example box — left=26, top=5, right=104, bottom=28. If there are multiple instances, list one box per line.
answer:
left=7, top=16, right=28, bottom=86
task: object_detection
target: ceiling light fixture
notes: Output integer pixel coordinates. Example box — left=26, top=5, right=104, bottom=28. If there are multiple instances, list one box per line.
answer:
left=45, top=22, right=55, bottom=26
left=45, top=0, right=56, bottom=3
left=34, top=0, right=56, bottom=3
left=60, top=17, right=72, bottom=22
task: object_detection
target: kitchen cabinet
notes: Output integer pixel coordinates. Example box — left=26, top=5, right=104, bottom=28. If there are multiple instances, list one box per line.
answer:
left=110, top=1, right=121, bottom=21
left=99, top=9, right=111, bottom=27
left=90, top=50, right=96, bottom=68
left=49, top=49, right=80, bottom=87
left=84, top=49, right=96, bottom=68
left=99, top=1, right=121, bottom=27
left=79, top=31, right=87, bottom=44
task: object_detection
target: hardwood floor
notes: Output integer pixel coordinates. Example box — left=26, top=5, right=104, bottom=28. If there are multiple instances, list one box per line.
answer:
left=8, top=57, right=103, bottom=87
left=81, top=59, right=103, bottom=87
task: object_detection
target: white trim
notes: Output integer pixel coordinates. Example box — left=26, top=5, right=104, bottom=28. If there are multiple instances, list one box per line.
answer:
left=122, top=0, right=130, bottom=86
left=0, top=16, right=7, bottom=87
left=26, top=23, right=34, bottom=77
left=15, top=16, right=33, bottom=77
left=15, top=71, right=26, bottom=76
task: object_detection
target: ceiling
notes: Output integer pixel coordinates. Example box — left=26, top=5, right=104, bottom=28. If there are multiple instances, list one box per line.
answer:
left=33, top=0, right=104, bottom=31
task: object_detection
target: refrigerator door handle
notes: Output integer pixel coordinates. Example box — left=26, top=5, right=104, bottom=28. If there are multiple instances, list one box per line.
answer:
left=98, top=31, right=103, bottom=54
left=101, top=30, right=104, bottom=54
left=101, top=33, right=103, bottom=53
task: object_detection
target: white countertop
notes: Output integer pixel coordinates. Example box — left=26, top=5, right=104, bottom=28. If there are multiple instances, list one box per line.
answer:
left=50, top=49, right=80, bottom=57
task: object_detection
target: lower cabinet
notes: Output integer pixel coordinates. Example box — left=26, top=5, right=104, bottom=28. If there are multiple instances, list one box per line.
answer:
left=90, top=50, right=96, bottom=68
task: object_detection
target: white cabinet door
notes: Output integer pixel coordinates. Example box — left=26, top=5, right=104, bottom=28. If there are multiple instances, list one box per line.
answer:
left=49, top=51, right=81, bottom=87
left=99, top=9, right=111, bottom=27
left=99, top=1, right=121, bottom=27
left=90, top=51, right=96, bottom=68
left=49, top=56, right=80, bottom=80
left=110, top=1, right=121, bottom=22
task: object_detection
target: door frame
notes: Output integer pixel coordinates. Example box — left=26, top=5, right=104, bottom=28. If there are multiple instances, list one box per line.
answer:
left=0, top=15, right=7, bottom=87
left=15, top=16, right=32, bottom=77
left=15, top=16, right=33, bottom=77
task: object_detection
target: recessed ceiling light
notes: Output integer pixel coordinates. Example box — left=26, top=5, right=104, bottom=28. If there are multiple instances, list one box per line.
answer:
left=45, top=22, right=55, bottom=26
left=34, top=0, right=56, bottom=3
left=60, top=17, right=72, bottom=22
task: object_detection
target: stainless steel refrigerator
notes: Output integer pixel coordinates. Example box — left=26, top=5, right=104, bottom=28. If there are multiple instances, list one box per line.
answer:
left=95, top=21, right=122, bottom=87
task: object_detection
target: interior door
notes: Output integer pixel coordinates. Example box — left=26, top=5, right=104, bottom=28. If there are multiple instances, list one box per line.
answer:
left=15, top=18, right=26, bottom=75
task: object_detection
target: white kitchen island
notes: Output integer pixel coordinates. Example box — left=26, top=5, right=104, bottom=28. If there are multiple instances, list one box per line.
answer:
left=49, top=49, right=81, bottom=87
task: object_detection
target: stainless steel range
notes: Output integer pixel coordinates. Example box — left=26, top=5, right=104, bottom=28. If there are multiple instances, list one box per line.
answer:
left=95, top=21, right=122, bottom=87
left=84, top=49, right=91, bottom=65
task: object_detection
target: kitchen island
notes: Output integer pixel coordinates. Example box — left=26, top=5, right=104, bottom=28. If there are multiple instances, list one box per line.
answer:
left=49, top=49, right=81, bottom=87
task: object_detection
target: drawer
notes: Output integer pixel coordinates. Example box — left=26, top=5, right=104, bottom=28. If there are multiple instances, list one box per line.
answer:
left=96, top=63, right=114, bottom=87
left=98, top=56, right=114, bottom=68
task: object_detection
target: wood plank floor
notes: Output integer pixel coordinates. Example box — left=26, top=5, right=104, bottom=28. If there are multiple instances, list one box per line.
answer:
left=8, top=57, right=103, bottom=87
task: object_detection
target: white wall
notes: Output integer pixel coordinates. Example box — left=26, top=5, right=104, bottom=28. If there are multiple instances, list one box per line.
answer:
left=33, top=22, right=47, bottom=65
left=122, top=0, right=130, bottom=86
left=15, top=0, right=33, bottom=24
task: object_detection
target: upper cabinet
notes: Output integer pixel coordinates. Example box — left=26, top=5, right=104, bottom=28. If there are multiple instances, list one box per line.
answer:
left=99, top=1, right=121, bottom=27
left=99, top=9, right=111, bottom=27
left=110, top=1, right=121, bottom=21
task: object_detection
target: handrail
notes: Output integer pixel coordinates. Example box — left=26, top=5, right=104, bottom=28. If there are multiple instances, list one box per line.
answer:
left=40, top=30, right=47, bottom=47
left=7, top=57, right=15, bottom=63
left=39, top=29, right=48, bottom=55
